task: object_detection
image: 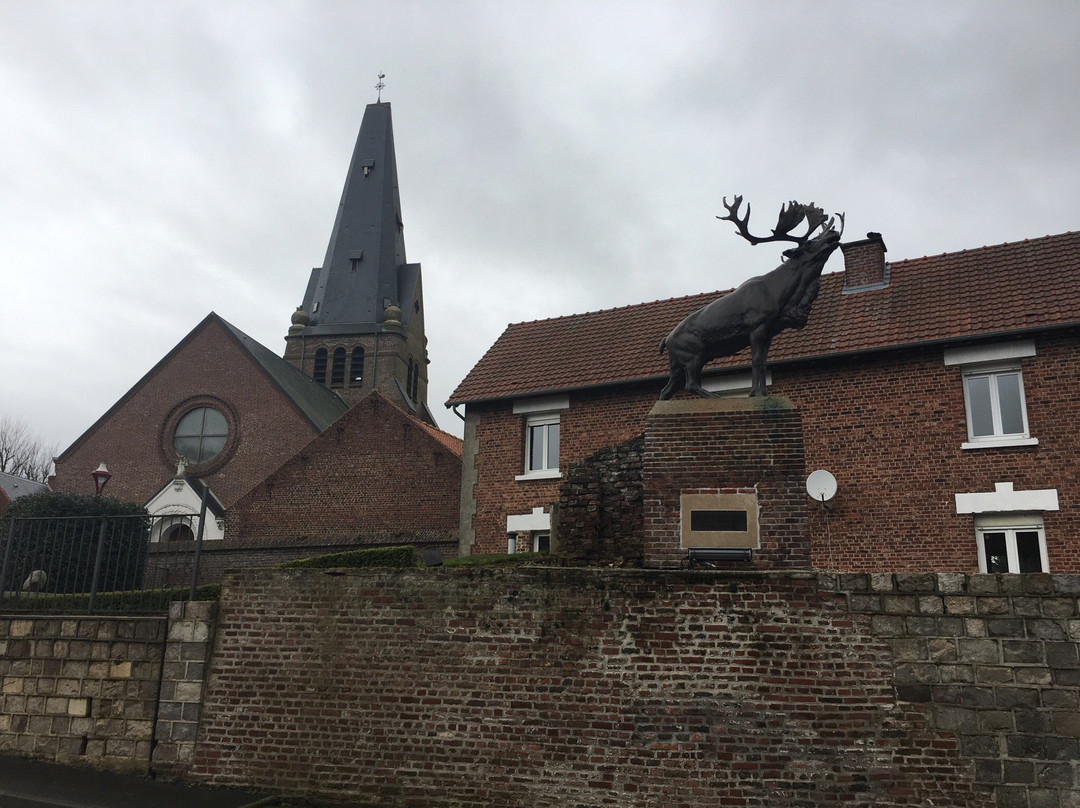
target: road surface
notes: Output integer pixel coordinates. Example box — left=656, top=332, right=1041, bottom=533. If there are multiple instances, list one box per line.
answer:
left=0, top=756, right=262, bottom=808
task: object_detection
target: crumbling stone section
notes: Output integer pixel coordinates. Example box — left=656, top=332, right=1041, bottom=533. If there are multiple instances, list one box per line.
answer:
left=821, top=572, right=1080, bottom=808
left=0, top=614, right=166, bottom=774
left=151, top=600, right=216, bottom=775
left=557, top=435, right=644, bottom=565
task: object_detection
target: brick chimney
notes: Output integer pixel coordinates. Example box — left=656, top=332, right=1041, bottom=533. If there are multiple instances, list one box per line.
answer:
left=841, top=232, right=888, bottom=292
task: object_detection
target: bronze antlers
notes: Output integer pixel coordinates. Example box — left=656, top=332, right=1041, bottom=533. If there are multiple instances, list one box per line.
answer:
left=718, top=196, right=843, bottom=247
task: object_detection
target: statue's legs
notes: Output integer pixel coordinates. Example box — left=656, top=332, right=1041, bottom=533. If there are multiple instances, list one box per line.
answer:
left=684, top=358, right=719, bottom=399
left=748, top=330, right=773, bottom=397
left=659, top=366, right=684, bottom=400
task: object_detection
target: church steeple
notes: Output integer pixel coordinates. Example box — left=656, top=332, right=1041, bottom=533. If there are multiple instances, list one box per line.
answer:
left=304, top=102, right=406, bottom=329
left=285, top=100, right=432, bottom=423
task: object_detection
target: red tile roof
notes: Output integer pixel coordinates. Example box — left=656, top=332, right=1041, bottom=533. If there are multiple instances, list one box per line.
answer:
left=414, top=417, right=464, bottom=456
left=448, top=231, right=1080, bottom=405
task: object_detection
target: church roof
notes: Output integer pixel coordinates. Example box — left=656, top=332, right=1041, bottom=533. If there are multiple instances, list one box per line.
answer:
left=447, top=230, right=1080, bottom=405
left=301, top=102, right=413, bottom=335
left=215, top=316, right=348, bottom=431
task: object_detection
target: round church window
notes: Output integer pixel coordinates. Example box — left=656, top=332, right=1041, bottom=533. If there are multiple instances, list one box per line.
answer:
left=173, top=407, right=229, bottom=464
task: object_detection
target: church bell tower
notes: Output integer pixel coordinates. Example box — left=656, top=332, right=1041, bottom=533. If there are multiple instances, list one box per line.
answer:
left=284, top=100, right=433, bottom=424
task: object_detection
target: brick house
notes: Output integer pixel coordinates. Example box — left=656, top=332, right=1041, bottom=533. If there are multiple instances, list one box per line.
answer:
left=49, top=100, right=461, bottom=570
left=448, top=230, right=1080, bottom=573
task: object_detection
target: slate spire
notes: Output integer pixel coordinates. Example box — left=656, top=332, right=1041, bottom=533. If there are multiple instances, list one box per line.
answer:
left=302, top=101, right=407, bottom=329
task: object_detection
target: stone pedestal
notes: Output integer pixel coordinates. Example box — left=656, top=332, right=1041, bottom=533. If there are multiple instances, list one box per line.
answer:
left=643, top=397, right=811, bottom=569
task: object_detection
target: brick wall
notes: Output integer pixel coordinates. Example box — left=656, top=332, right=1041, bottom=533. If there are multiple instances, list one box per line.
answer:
left=0, top=603, right=216, bottom=776
left=643, top=397, right=811, bottom=569
left=225, top=392, right=460, bottom=546
left=191, top=566, right=1010, bottom=806
left=840, top=234, right=887, bottom=288
left=465, top=330, right=1080, bottom=572
left=8, top=569, right=1080, bottom=805
left=780, top=333, right=1080, bottom=573
left=51, top=317, right=320, bottom=508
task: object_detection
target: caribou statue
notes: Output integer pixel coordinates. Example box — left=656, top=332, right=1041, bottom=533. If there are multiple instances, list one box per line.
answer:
left=659, top=196, right=844, bottom=399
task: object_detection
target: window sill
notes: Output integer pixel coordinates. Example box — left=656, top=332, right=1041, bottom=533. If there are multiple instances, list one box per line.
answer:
left=962, top=436, right=1039, bottom=450
left=515, top=470, right=562, bottom=482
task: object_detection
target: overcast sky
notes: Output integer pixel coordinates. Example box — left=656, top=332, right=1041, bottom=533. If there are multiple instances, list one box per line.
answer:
left=2, top=1, right=1079, bottom=455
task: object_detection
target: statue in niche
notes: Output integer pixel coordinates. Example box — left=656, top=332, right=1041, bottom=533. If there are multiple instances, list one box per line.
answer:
left=659, top=196, right=844, bottom=399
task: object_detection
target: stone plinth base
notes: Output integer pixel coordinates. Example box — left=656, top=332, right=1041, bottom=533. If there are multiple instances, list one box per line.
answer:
left=643, top=396, right=811, bottom=569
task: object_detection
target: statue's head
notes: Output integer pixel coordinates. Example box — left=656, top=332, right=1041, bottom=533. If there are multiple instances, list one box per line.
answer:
left=781, top=216, right=843, bottom=265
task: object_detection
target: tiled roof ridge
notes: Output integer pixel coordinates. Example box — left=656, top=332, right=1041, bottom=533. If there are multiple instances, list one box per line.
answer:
left=507, top=288, right=724, bottom=329
left=888, top=229, right=1079, bottom=268
left=413, top=418, right=464, bottom=456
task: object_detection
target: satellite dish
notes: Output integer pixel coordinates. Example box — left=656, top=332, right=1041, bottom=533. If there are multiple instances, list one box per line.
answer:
left=806, top=469, right=837, bottom=502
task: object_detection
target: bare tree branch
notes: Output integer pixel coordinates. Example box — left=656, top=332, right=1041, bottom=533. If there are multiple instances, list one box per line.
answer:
left=0, top=415, right=57, bottom=483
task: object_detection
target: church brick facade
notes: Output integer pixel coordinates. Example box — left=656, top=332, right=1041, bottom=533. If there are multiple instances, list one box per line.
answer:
left=51, top=316, right=326, bottom=509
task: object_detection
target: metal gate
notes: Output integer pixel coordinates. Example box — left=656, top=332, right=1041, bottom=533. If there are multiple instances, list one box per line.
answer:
left=0, top=513, right=209, bottom=614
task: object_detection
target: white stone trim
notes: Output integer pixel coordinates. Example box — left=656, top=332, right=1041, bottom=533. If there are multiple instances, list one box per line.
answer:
left=961, top=436, right=1039, bottom=450
left=944, top=339, right=1035, bottom=366
left=515, top=469, right=562, bottom=482
left=513, top=395, right=569, bottom=414
left=955, top=482, right=1059, bottom=514
left=506, top=507, right=551, bottom=533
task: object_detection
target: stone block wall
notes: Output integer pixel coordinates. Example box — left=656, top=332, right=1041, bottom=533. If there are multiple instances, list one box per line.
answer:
left=0, top=602, right=216, bottom=777
left=556, top=435, right=644, bottom=565
left=823, top=571, right=1080, bottom=808
left=151, top=600, right=216, bottom=775
left=0, top=614, right=166, bottom=773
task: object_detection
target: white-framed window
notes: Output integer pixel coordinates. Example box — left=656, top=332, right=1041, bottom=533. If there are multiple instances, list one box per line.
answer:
left=525, top=413, right=559, bottom=473
left=975, top=514, right=1047, bottom=573
left=513, top=396, right=568, bottom=481
left=944, top=340, right=1037, bottom=449
left=962, top=365, right=1029, bottom=442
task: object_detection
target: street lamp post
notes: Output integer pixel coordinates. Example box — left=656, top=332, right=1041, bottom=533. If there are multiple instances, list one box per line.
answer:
left=90, top=463, right=111, bottom=495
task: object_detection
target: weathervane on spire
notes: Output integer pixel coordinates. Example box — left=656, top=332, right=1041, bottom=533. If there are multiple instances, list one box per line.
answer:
left=376, top=72, right=386, bottom=102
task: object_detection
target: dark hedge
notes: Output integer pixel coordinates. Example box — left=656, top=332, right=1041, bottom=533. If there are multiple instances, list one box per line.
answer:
left=1, top=492, right=151, bottom=595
